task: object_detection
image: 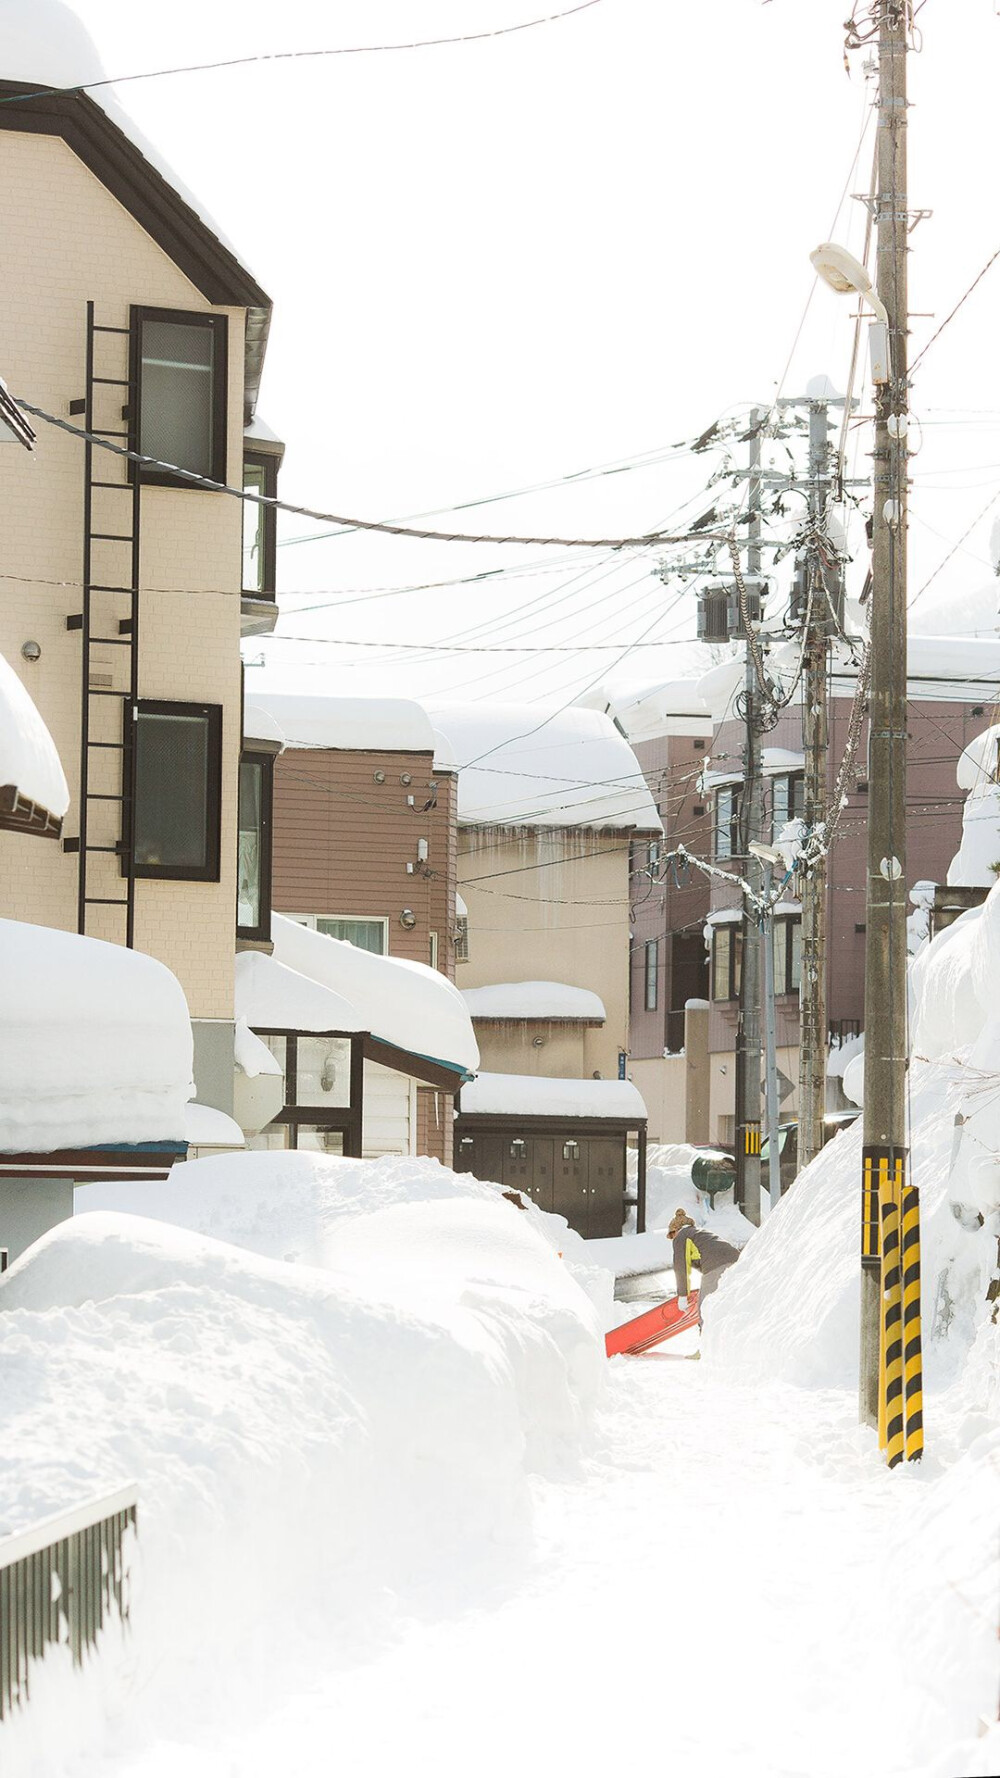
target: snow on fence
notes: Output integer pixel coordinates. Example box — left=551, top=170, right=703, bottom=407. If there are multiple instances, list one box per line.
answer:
left=0, top=1484, right=137, bottom=1719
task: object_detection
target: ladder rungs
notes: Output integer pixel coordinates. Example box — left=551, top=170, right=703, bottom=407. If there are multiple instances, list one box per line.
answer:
left=90, top=636, right=132, bottom=646
left=84, top=897, right=129, bottom=906
left=92, top=480, right=130, bottom=490
left=83, top=846, right=126, bottom=856
left=93, top=377, right=130, bottom=387
left=92, top=532, right=134, bottom=542
left=86, top=793, right=126, bottom=803
left=94, top=324, right=131, bottom=335
left=88, top=740, right=125, bottom=750
left=90, top=584, right=134, bottom=594
left=88, top=688, right=129, bottom=698
left=91, top=429, right=129, bottom=438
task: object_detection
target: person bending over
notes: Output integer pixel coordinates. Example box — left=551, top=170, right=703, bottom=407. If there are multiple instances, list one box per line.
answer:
left=667, top=1209, right=740, bottom=1323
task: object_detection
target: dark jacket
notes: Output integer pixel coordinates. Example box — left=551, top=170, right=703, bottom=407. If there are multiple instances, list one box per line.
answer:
left=672, top=1224, right=740, bottom=1298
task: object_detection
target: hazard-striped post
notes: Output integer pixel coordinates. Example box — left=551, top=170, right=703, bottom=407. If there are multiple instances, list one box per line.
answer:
left=744, top=1123, right=761, bottom=1159
left=900, top=1184, right=924, bottom=1461
left=877, top=1166, right=904, bottom=1467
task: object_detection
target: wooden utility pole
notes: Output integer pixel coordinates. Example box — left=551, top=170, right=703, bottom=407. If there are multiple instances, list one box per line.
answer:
left=734, top=410, right=765, bottom=1225
left=798, top=396, right=832, bottom=1170
left=860, top=0, right=912, bottom=1435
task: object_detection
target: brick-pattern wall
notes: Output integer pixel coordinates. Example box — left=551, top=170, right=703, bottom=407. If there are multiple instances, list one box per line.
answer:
left=0, top=130, right=243, bottom=1019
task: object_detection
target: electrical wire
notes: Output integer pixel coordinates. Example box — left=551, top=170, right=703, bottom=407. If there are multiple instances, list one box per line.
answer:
left=0, top=2, right=608, bottom=106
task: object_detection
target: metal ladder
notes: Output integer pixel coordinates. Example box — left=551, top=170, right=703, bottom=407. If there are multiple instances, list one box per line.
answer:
left=63, top=301, right=140, bottom=945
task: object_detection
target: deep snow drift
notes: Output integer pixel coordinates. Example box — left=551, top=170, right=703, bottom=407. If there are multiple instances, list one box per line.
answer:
left=1, top=1155, right=607, bottom=1775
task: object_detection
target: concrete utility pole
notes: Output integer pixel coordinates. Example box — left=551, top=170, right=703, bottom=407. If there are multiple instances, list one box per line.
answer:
left=734, top=410, right=765, bottom=1225
left=859, top=1, right=911, bottom=1433
left=798, top=396, right=833, bottom=1171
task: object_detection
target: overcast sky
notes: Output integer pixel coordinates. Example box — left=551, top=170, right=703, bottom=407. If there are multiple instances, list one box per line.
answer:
left=23, top=2, right=1000, bottom=702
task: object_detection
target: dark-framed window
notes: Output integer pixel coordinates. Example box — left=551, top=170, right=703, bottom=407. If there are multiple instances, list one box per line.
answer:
left=644, top=938, right=659, bottom=1011
left=711, top=924, right=743, bottom=1001
left=773, top=916, right=803, bottom=996
left=237, top=751, right=273, bottom=940
left=130, top=700, right=222, bottom=880
left=772, top=771, right=805, bottom=838
left=131, top=307, right=228, bottom=487
left=243, top=450, right=278, bottom=595
left=248, top=1031, right=364, bottom=1154
left=714, top=785, right=741, bottom=861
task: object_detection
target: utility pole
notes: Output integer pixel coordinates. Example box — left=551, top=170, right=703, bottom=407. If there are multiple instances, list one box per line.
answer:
left=859, top=1, right=913, bottom=1443
left=734, top=409, right=765, bottom=1225
left=798, top=395, right=833, bottom=1170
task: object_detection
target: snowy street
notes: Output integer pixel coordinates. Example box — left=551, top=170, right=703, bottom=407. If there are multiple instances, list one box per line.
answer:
left=87, top=1344, right=994, bottom=1778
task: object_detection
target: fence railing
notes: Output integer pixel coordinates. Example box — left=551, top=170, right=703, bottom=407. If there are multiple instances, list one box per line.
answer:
left=0, top=1483, right=137, bottom=1719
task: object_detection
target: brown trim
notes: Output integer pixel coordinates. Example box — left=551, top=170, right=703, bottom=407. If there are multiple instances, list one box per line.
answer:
left=130, top=306, right=229, bottom=490
left=362, top=1034, right=465, bottom=1091
left=0, top=82, right=270, bottom=409
left=0, top=1166, right=173, bottom=1180
left=468, top=1016, right=605, bottom=1030
left=0, top=784, right=63, bottom=838
left=456, top=1114, right=646, bottom=1136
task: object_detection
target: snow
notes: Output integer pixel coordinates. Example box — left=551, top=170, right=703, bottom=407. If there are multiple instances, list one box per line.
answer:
left=0, top=648, right=70, bottom=819
left=576, top=670, right=716, bottom=742
left=762, top=745, right=805, bottom=773
left=0, top=1, right=261, bottom=286
left=183, top=1103, right=245, bottom=1149
left=235, top=948, right=364, bottom=1035
left=429, top=702, right=662, bottom=830
left=0, top=920, right=192, bottom=1151
left=233, top=1016, right=282, bottom=1079
left=242, top=698, right=285, bottom=749
left=247, top=692, right=438, bottom=755
left=956, top=724, right=1000, bottom=792
left=271, top=915, right=478, bottom=1073
left=461, top=1071, right=646, bottom=1120
left=461, top=980, right=607, bottom=1022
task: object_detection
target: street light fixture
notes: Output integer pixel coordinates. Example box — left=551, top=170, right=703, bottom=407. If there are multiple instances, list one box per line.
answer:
left=809, top=242, right=889, bottom=383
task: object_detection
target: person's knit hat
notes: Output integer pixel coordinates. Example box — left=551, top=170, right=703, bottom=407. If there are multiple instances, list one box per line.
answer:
left=667, top=1209, right=694, bottom=1238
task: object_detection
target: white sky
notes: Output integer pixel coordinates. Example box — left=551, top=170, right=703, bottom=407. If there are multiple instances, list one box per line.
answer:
left=25, top=2, right=1000, bottom=702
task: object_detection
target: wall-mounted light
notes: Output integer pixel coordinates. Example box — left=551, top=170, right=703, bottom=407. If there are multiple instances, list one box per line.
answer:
left=20, top=640, right=41, bottom=663
left=399, top=908, right=417, bottom=929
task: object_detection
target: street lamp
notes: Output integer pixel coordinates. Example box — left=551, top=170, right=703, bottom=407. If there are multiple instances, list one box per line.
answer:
left=749, top=840, right=786, bottom=1209
left=809, top=242, right=889, bottom=382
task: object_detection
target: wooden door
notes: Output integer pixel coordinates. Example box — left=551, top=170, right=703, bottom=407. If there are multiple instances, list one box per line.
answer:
left=552, top=1138, right=588, bottom=1236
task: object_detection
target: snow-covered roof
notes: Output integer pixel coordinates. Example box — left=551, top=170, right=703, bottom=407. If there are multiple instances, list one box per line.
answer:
left=762, top=748, right=805, bottom=775
left=956, top=726, right=1000, bottom=793
left=0, top=650, right=70, bottom=822
left=234, top=1017, right=283, bottom=1080
left=237, top=917, right=479, bottom=1076
left=461, top=1072, right=647, bottom=1121
left=462, top=982, right=607, bottom=1022
left=243, top=415, right=285, bottom=457
left=429, top=703, right=662, bottom=831
left=243, top=697, right=286, bottom=750
left=577, top=673, right=715, bottom=742
left=0, top=919, right=192, bottom=1151
left=248, top=693, right=438, bottom=756
left=706, top=907, right=742, bottom=926
left=184, top=1103, right=246, bottom=1149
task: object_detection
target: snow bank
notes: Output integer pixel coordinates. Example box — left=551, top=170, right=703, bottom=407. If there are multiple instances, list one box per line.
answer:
left=0, top=920, right=192, bottom=1151
left=429, top=702, right=661, bottom=830
left=248, top=692, right=437, bottom=755
left=462, top=981, right=607, bottom=1022
left=0, top=648, right=70, bottom=819
left=5, top=1152, right=606, bottom=1769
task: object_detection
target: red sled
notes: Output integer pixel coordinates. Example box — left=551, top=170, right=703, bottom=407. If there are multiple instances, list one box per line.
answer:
left=605, top=1291, right=700, bottom=1357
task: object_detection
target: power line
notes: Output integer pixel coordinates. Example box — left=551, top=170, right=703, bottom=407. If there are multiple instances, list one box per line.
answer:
left=910, top=246, right=1000, bottom=376
left=18, top=402, right=741, bottom=553
left=0, top=3, right=608, bottom=107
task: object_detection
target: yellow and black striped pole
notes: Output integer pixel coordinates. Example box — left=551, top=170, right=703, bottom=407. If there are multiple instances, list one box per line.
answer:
left=744, top=1122, right=761, bottom=1157
left=901, top=1184, right=924, bottom=1462
left=878, top=1166, right=904, bottom=1467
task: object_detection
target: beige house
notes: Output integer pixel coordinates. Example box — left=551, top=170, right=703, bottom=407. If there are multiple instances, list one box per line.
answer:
left=431, top=703, right=662, bottom=1080
left=0, top=19, right=279, bottom=1115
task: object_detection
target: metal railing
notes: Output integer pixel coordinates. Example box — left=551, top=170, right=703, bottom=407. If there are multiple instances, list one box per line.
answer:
left=0, top=1484, right=137, bottom=1719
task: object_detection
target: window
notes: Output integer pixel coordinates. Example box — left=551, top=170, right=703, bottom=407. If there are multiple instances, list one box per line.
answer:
left=289, top=915, right=388, bottom=954
left=644, top=939, right=659, bottom=1011
left=772, top=917, right=802, bottom=996
left=132, top=308, right=228, bottom=486
left=237, top=753, right=273, bottom=940
left=131, top=701, right=222, bottom=880
left=429, top=931, right=439, bottom=971
left=714, top=785, right=741, bottom=861
left=243, top=451, right=278, bottom=595
left=772, top=772, right=805, bottom=838
left=455, top=915, right=469, bottom=963
left=711, top=925, right=743, bottom=1001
